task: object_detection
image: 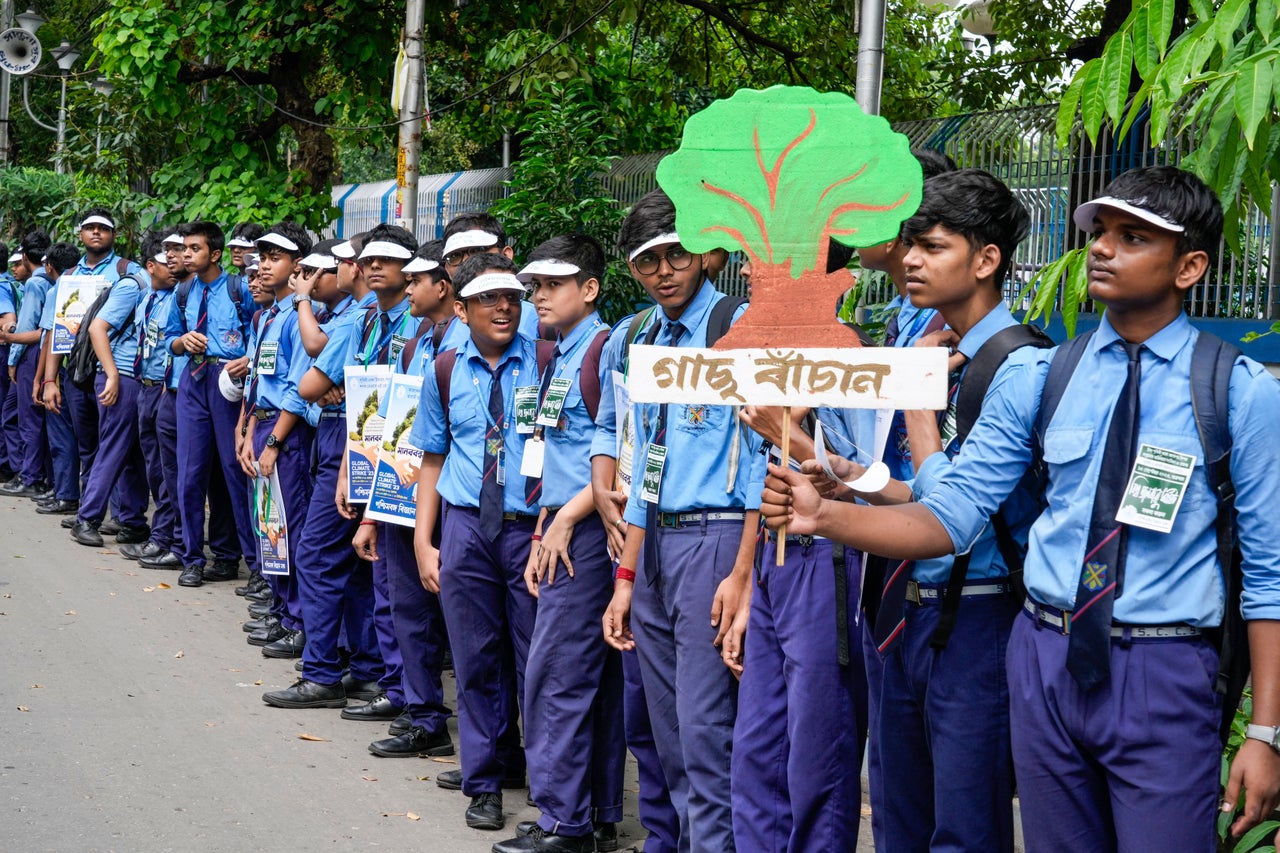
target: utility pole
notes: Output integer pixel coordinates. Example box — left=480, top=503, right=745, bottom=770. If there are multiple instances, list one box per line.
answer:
left=395, top=0, right=425, bottom=236
left=0, top=0, right=16, bottom=164
left=854, top=0, right=885, bottom=116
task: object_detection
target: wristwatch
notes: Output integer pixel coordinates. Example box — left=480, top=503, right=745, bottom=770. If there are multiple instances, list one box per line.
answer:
left=265, top=434, right=284, bottom=450
left=1245, top=724, right=1280, bottom=753
left=292, top=294, right=311, bottom=310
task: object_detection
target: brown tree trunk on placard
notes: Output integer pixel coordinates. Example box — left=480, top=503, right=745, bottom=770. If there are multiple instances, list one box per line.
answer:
left=713, top=268, right=863, bottom=350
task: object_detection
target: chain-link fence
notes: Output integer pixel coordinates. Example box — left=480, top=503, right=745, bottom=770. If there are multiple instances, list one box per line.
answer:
left=332, top=104, right=1277, bottom=319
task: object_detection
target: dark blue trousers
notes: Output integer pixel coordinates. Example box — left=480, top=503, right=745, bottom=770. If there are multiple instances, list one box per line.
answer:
left=623, top=647, right=680, bottom=853
left=157, top=388, right=237, bottom=555
left=297, top=418, right=381, bottom=685
left=1008, top=612, right=1221, bottom=852
left=383, top=522, right=451, bottom=734
left=14, top=346, right=48, bottom=486
left=78, top=374, right=147, bottom=527
left=136, top=383, right=176, bottom=542
left=370, top=542, right=405, bottom=706
left=631, top=518, right=741, bottom=853
left=0, top=343, right=17, bottom=473
left=732, top=537, right=865, bottom=853
left=876, top=587, right=1019, bottom=853
left=860, top=613, right=887, bottom=852
left=175, top=363, right=255, bottom=570
left=45, top=369, right=80, bottom=500
left=251, top=413, right=312, bottom=630
left=65, top=374, right=99, bottom=487
left=439, top=503, right=537, bottom=796
left=525, top=514, right=625, bottom=836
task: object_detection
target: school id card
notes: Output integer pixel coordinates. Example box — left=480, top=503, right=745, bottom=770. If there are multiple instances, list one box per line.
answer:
left=1116, top=443, right=1196, bottom=534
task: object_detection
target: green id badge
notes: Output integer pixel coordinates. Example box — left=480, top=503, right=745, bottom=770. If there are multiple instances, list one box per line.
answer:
left=515, top=386, right=538, bottom=434
left=256, top=341, right=279, bottom=376
left=1116, top=443, right=1195, bottom=534
left=536, top=377, right=573, bottom=427
left=390, top=334, right=409, bottom=364
left=640, top=443, right=667, bottom=505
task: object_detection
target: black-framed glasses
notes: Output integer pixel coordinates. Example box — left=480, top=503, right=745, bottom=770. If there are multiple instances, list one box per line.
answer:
left=445, top=247, right=486, bottom=268
left=632, top=245, right=694, bottom=275
left=470, top=290, right=522, bottom=307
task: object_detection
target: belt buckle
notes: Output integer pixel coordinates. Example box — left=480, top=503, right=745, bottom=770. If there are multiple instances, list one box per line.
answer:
left=658, top=512, right=678, bottom=528
left=906, top=580, right=922, bottom=606
left=795, top=534, right=813, bottom=548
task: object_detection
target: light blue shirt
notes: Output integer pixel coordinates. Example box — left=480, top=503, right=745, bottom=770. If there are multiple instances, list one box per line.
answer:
left=96, top=275, right=144, bottom=375
left=300, top=291, right=378, bottom=421
left=412, top=333, right=539, bottom=513
left=921, top=313, right=1280, bottom=625
left=622, top=282, right=764, bottom=526
left=0, top=273, right=17, bottom=316
left=10, top=271, right=53, bottom=366
left=399, top=314, right=469, bottom=378
left=539, top=312, right=608, bottom=508
left=590, top=311, right=648, bottom=461
left=163, top=270, right=255, bottom=359
left=247, top=299, right=307, bottom=417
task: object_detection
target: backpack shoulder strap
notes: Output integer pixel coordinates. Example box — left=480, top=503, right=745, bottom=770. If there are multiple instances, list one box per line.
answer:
left=621, top=306, right=659, bottom=374
left=955, top=323, right=1053, bottom=445
left=579, top=328, right=611, bottom=422
left=434, top=347, right=458, bottom=435
left=1035, top=329, right=1095, bottom=445
left=707, top=295, right=748, bottom=346
left=536, top=339, right=556, bottom=376
left=116, top=257, right=129, bottom=278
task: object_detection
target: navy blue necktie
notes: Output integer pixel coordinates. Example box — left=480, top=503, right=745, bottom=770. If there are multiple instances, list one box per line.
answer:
left=479, top=363, right=507, bottom=541
left=1067, top=341, right=1142, bottom=690
left=132, top=291, right=158, bottom=378
left=524, top=346, right=560, bottom=507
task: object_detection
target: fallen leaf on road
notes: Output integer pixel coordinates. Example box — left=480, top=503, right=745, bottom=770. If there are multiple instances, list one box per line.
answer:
left=417, top=776, right=430, bottom=782
left=297, top=733, right=329, bottom=742
left=97, top=550, right=115, bottom=555
left=227, top=668, right=242, bottom=672
left=64, top=610, right=76, bottom=615
left=205, top=722, right=216, bottom=727
left=2, top=593, right=10, bottom=598
left=17, top=706, right=29, bottom=712
left=109, top=592, right=117, bottom=597
left=429, top=757, right=457, bottom=764
left=143, top=587, right=155, bottom=592
left=361, top=775, right=377, bottom=782
left=124, top=571, right=137, bottom=576
left=253, top=678, right=263, bottom=686
left=406, top=812, right=420, bottom=821
left=157, top=582, right=171, bottom=589
left=174, top=651, right=184, bottom=658
left=29, top=684, right=43, bottom=689
left=382, top=812, right=406, bottom=818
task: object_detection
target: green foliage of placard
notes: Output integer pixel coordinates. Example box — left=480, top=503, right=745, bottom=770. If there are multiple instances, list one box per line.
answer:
left=656, top=86, right=921, bottom=279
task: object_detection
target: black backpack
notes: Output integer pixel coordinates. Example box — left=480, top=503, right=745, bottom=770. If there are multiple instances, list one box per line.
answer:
left=65, top=260, right=134, bottom=391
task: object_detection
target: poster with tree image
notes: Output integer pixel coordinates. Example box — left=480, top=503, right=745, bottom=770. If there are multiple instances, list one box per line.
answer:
left=343, top=365, right=392, bottom=503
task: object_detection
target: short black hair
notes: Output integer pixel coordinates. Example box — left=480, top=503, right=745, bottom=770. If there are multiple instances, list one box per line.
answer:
left=443, top=212, right=506, bottom=246
left=20, top=229, right=50, bottom=265
left=1099, top=165, right=1223, bottom=262
left=901, top=169, right=1030, bottom=286
left=0, top=242, right=9, bottom=265
left=141, top=231, right=167, bottom=265
left=78, top=206, right=116, bottom=229
left=914, top=148, right=958, bottom=181
left=527, top=233, right=606, bottom=284
left=45, top=242, right=80, bottom=275
left=260, top=221, right=312, bottom=258
left=311, top=237, right=343, bottom=257
left=184, top=220, right=226, bottom=253
left=416, top=240, right=450, bottom=284
left=617, top=189, right=676, bottom=258
left=364, top=222, right=417, bottom=256
left=453, top=252, right=518, bottom=296
left=230, top=222, right=266, bottom=243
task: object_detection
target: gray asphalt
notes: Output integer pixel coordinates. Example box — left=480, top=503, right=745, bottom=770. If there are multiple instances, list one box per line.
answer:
left=0, top=493, right=879, bottom=852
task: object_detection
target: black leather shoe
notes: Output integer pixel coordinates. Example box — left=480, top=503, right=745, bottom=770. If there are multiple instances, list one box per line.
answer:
left=70, top=520, right=104, bottom=547
left=494, top=826, right=595, bottom=853
left=235, top=573, right=268, bottom=597
left=262, top=628, right=306, bottom=658
left=33, top=488, right=57, bottom=503
left=262, top=678, right=347, bottom=709
left=340, top=674, right=382, bottom=702
left=244, top=586, right=273, bottom=603
left=247, top=622, right=287, bottom=646
left=119, top=541, right=164, bottom=561
left=36, top=499, right=79, bottom=515
left=61, top=516, right=76, bottom=528
left=388, top=712, right=412, bottom=736
left=178, top=565, right=204, bottom=587
left=593, top=823, right=618, bottom=852
left=139, top=550, right=183, bottom=570
left=1, top=479, right=42, bottom=497
left=340, top=693, right=402, bottom=721
left=99, top=519, right=121, bottom=536
left=113, top=524, right=150, bottom=544
left=243, top=614, right=279, bottom=633
left=437, top=768, right=526, bottom=791
left=368, top=725, right=455, bottom=758
left=295, top=659, right=303, bottom=671
left=466, top=793, right=504, bottom=831
left=203, top=558, right=240, bottom=582
left=246, top=600, right=272, bottom=618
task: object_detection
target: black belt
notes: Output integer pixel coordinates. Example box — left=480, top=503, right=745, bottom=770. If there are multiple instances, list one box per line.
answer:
left=141, top=378, right=163, bottom=387
left=1023, top=599, right=1202, bottom=639
left=656, top=510, right=746, bottom=528
left=450, top=505, right=538, bottom=523
left=189, top=354, right=223, bottom=365
left=253, top=407, right=280, bottom=421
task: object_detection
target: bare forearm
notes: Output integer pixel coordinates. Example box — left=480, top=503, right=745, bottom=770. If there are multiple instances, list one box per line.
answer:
left=89, top=321, right=117, bottom=376
left=813, top=499, right=954, bottom=559
left=1249, top=620, right=1280, bottom=726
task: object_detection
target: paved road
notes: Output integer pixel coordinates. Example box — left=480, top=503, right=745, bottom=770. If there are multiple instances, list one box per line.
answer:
left=0, top=492, right=878, bottom=852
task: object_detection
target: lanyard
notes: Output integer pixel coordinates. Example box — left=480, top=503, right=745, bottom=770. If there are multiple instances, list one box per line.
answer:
left=78, top=253, right=115, bottom=276
left=537, top=317, right=602, bottom=410
left=471, top=357, right=520, bottom=433
left=897, top=307, right=933, bottom=346
left=362, top=308, right=410, bottom=365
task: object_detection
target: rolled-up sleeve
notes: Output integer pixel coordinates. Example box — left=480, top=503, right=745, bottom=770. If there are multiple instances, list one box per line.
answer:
left=1228, top=360, right=1280, bottom=620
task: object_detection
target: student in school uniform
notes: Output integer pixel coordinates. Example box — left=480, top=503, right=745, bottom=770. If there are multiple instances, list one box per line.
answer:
left=601, top=189, right=764, bottom=853
left=165, top=221, right=258, bottom=587
left=234, top=222, right=316, bottom=658
left=492, top=235, right=625, bottom=853
left=347, top=242, right=459, bottom=757
left=5, top=231, right=55, bottom=504
left=412, top=254, right=541, bottom=833
left=760, top=165, right=1280, bottom=849
left=285, top=225, right=421, bottom=706
left=226, top=222, right=265, bottom=275
left=119, top=234, right=183, bottom=566
left=440, top=212, right=541, bottom=341
left=0, top=241, right=21, bottom=483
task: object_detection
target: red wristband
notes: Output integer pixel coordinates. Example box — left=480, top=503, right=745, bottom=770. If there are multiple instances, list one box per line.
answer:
left=614, top=566, right=636, bottom=583
left=531, top=534, right=542, bottom=542
left=359, top=520, right=375, bottom=526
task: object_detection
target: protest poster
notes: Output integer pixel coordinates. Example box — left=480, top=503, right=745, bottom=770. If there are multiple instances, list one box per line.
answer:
left=344, top=365, right=393, bottom=503
left=52, top=275, right=110, bottom=354
left=253, top=466, right=290, bottom=576
left=364, top=374, right=425, bottom=528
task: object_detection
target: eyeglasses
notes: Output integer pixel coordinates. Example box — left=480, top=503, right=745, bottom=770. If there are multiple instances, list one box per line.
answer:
left=470, top=290, right=523, bottom=307
left=632, top=245, right=694, bottom=276
left=445, top=247, right=486, bottom=268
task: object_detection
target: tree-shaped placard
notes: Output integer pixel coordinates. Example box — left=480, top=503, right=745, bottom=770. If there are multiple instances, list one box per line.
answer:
left=657, top=85, right=922, bottom=349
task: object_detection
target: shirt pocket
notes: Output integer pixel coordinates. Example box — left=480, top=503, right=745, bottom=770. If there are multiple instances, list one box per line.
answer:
left=548, top=390, right=584, bottom=441
left=669, top=402, right=727, bottom=436
left=1041, top=425, right=1095, bottom=467
left=1137, top=430, right=1205, bottom=513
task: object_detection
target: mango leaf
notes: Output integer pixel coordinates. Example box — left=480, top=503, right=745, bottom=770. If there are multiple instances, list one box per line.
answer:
left=1099, top=34, right=1135, bottom=127
left=1154, top=23, right=1204, bottom=103
left=1235, top=820, right=1280, bottom=851
left=1056, top=71, right=1087, bottom=147
left=1149, top=0, right=1177, bottom=57
left=1132, top=3, right=1158, bottom=78
left=1119, top=77, right=1154, bottom=141
left=1079, top=61, right=1107, bottom=144
left=1234, top=57, right=1275, bottom=149
left=1213, top=0, right=1250, bottom=55
left=1259, top=0, right=1277, bottom=42
left=657, top=86, right=922, bottom=276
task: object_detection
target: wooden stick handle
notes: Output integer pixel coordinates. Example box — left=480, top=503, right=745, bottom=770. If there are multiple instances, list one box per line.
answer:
left=777, top=409, right=791, bottom=566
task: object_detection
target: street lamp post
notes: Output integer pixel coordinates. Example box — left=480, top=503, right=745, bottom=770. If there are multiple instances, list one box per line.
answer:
left=91, top=74, right=111, bottom=154
left=51, top=39, right=78, bottom=172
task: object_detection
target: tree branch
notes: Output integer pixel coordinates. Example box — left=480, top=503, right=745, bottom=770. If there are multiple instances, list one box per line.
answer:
left=672, top=0, right=801, bottom=62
